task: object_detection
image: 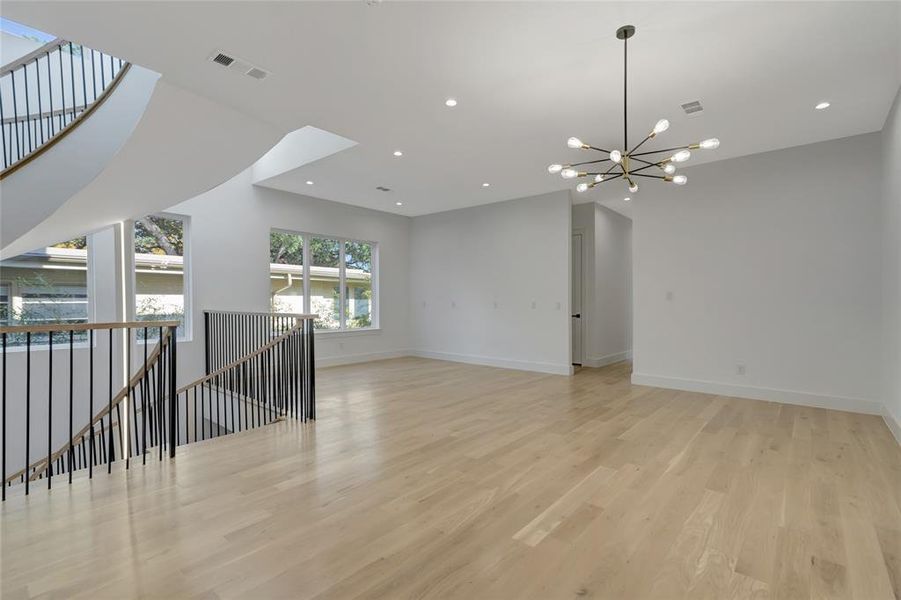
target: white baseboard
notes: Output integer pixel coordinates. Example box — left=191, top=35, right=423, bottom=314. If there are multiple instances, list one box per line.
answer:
left=631, top=372, right=884, bottom=416
left=583, top=350, right=632, bottom=368
left=882, top=404, right=901, bottom=445
left=411, top=349, right=573, bottom=376
left=317, top=350, right=411, bottom=368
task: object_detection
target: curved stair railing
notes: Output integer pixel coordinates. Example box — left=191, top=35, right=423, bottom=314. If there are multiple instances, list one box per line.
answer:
left=0, top=39, right=130, bottom=178
left=1, top=312, right=316, bottom=500
left=1, top=321, right=179, bottom=497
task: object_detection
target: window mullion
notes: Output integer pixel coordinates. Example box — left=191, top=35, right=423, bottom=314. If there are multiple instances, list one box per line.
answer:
left=338, top=240, right=346, bottom=330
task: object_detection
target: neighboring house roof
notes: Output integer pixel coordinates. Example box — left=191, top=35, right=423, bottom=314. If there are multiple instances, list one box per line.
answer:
left=269, top=263, right=370, bottom=282
left=2, top=248, right=370, bottom=282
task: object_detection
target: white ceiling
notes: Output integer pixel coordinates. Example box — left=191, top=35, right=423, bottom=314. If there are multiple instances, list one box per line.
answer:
left=6, top=1, right=900, bottom=217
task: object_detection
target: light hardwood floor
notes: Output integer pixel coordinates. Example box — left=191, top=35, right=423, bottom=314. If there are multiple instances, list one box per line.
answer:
left=2, top=358, right=900, bottom=599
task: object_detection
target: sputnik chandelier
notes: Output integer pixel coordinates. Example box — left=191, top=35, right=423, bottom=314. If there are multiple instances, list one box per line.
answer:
left=548, top=25, right=719, bottom=196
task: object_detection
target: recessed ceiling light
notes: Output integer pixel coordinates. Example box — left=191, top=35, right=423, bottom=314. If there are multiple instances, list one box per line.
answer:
left=623, top=197, right=631, bottom=202
left=393, top=150, right=403, bottom=157
left=482, top=182, right=490, bottom=187
left=396, top=202, right=403, bottom=206
left=306, top=180, right=314, bottom=185
left=815, top=101, right=830, bottom=110
left=445, top=98, right=457, bottom=107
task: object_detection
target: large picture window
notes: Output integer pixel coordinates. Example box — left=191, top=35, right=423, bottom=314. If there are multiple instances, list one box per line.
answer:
left=0, top=236, right=90, bottom=344
left=270, top=231, right=377, bottom=331
left=134, top=215, right=189, bottom=339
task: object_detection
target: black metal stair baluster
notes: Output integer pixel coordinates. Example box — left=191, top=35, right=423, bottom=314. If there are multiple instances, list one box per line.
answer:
left=79, top=44, right=87, bottom=116
left=33, top=58, right=44, bottom=145
left=68, top=330, right=74, bottom=484
left=88, top=330, right=94, bottom=478
left=158, top=345, right=163, bottom=451
left=168, top=326, right=176, bottom=457
left=1, top=333, right=6, bottom=500
left=193, top=386, right=198, bottom=443
left=47, top=333, right=53, bottom=489
left=242, top=342, right=248, bottom=430
left=56, top=45, right=65, bottom=129
left=23, top=62, right=32, bottom=154
left=301, top=322, right=307, bottom=420
left=0, top=90, right=7, bottom=169
left=230, top=364, right=236, bottom=434
left=142, top=327, right=148, bottom=463
left=90, top=48, right=97, bottom=104
left=11, top=71, right=20, bottom=163
left=68, top=43, right=76, bottom=122
left=108, top=328, right=114, bottom=472
left=200, top=377, right=206, bottom=441
left=158, top=327, right=164, bottom=461
left=125, top=327, right=132, bottom=469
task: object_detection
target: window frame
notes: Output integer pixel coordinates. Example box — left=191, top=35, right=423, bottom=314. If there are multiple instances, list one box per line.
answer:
left=132, top=212, right=192, bottom=343
left=0, top=237, right=94, bottom=350
left=270, top=228, right=378, bottom=333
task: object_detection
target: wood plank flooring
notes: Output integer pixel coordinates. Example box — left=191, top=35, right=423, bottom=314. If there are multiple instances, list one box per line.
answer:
left=2, top=358, right=899, bottom=599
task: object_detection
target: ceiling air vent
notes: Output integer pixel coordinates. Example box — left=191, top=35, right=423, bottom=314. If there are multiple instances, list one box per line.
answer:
left=211, top=52, right=234, bottom=67
left=208, top=50, right=271, bottom=81
left=681, top=100, right=704, bottom=115
left=246, top=67, right=269, bottom=80
left=376, top=186, right=391, bottom=192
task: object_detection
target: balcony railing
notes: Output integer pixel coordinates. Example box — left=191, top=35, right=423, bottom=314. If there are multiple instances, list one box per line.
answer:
left=1, top=311, right=317, bottom=501
left=0, top=39, right=129, bottom=177
left=1, top=321, right=179, bottom=499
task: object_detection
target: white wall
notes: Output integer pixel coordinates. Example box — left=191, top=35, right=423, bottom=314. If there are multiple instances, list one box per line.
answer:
left=882, top=86, right=901, bottom=439
left=409, top=191, right=572, bottom=375
left=169, top=168, right=412, bottom=384
left=632, top=132, right=884, bottom=414
left=591, top=204, right=632, bottom=366
left=572, top=202, right=633, bottom=368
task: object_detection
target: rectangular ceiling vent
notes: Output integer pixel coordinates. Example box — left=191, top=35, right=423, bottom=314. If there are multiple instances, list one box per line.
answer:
left=681, top=100, right=704, bottom=115
left=208, top=50, right=271, bottom=81
left=211, top=52, right=234, bottom=67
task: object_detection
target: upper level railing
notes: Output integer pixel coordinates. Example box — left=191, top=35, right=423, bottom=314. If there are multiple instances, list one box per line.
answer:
left=0, top=39, right=129, bottom=178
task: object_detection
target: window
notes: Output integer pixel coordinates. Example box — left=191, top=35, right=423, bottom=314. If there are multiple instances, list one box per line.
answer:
left=309, top=237, right=341, bottom=330
left=134, top=215, right=189, bottom=339
left=269, top=231, right=377, bottom=331
left=269, top=231, right=304, bottom=314
left=0, top=236, right=90, bottom=344
left=344, top=241, right=373, bottom=329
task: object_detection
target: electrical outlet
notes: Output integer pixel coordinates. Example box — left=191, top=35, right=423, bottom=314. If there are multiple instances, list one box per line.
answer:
left=493, top=301, right=499, bottom=309
left=736, top=363, right=746, bottom=376
left=451, top=300, right=456, bottom=308
left=555, top=301, right=561, bottom=310
left=666, top=291, right=674, bottom=301
left=531, top=300, right=537, bottom=309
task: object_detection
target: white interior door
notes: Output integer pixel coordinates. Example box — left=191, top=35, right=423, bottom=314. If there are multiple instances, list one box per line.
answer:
left=572, top=233, right=583, bottom=366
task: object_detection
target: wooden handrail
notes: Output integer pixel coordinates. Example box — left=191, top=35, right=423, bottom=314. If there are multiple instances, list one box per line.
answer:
left=5, top=329, right=174, bottom=485
left=0, top=38, right=68, bottom=77
left=0, top=319, right=178, bottom=335
left=177, top=322, right=305, bottom=394
left=0, top=62, right=131, bottom=180
left=204, top=310, right=317, bottom=319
